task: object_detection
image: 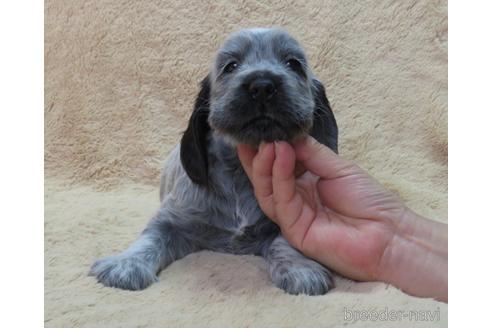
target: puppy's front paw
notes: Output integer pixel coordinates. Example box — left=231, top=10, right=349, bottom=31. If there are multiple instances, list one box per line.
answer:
left=271, top=261, right=334, bottom=296
left=89, top=255, right=158, bottom=290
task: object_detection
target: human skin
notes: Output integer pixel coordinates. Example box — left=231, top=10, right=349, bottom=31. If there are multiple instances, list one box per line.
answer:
left=237, top=136, right=448, bottom=302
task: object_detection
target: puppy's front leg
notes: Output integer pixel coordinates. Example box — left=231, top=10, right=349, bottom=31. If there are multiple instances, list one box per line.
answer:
left=265, top=235, right=335, bottom=295
left=89, top=208, right=198, bottom=290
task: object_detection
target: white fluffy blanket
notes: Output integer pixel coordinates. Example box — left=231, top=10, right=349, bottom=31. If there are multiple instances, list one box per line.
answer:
left=45, top=0, right=448, bottom=326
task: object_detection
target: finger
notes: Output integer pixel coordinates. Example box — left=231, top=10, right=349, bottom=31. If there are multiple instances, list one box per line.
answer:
left=294, top=136, right=357, bottom=180
left=280, top=202, right=316, bottom=250
left=251, top=142, right=275, bottom=199
left=250, top=142, right=277, bottom=219
left=236, top=143, right=257, bottom=181
left=271, top=141, right=305, bottom=228
left=272, top=141, right=297, bottom=204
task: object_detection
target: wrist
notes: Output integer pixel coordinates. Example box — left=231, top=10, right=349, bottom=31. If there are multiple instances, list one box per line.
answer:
left=377, top=208, right=448, bottom=302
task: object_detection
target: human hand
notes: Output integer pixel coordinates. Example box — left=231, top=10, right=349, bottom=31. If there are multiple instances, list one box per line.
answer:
left=237, top=136, right=405, bottom=281
left=237, top=136, right=447, bottom=301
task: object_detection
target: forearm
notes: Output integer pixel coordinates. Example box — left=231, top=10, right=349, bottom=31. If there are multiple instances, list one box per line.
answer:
left=378, top=209, right=448, bottom=302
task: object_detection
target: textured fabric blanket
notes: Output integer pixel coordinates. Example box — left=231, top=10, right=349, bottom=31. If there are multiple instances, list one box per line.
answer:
left=45, top=0, right=448, bottom=327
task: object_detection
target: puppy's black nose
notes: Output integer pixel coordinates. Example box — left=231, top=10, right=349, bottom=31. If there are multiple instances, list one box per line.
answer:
left=248, top=78, right=276, bottom=101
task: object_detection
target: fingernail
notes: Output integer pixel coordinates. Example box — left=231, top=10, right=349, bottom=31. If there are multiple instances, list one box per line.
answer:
left=274, top=141, right=280, bottom=154
left=259, top=141, right=266, bottom=152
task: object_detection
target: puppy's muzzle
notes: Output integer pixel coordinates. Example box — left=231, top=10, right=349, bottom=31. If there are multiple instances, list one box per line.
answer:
left=246, top=77, right=277, bottom=102
left=241, top=71, right=281, bottom=103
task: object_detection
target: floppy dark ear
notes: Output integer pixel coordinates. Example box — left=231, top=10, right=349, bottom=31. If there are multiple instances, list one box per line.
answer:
left=310, top=79, right=339, bottom=153
left=180, top=76, right=211, bottom=187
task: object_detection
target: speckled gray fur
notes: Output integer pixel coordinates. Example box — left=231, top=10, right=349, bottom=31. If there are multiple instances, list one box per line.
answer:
left=90, top=28, right=338, bottom=295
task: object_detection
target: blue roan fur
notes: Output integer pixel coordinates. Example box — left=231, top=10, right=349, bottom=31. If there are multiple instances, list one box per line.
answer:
left=90, top=28, right=338, bottom=295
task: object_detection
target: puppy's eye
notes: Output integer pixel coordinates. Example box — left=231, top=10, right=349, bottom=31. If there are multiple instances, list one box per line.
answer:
left=285, top=59, right=303, bottom=73
left=224, top=61, right=239, bottom=74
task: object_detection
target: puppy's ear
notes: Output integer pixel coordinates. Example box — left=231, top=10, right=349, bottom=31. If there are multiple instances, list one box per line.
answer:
left=180, top=75, right=212, bottom=187
left=310, top=79, right=339, bottom=153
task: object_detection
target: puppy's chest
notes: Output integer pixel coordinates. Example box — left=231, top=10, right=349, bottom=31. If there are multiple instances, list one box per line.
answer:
left=204, top=147, right=279, bottom=247
left=215, top=170, right=263, bottom=232
left=211, top=175, right=279, bottom=254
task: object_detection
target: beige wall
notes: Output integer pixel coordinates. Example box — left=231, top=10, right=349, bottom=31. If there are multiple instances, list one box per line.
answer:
left=45, top=0, right=447, bottom=218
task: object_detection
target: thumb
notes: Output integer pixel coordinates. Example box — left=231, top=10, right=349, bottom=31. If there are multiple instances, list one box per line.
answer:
left=293, top=136, right=357, bottom=180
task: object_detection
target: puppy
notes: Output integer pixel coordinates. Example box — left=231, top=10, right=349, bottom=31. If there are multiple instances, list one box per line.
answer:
left=90, top=28, right=338, bottom=295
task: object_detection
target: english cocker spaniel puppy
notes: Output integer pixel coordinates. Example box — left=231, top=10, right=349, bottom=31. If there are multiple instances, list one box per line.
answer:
left=90, top=28, right=339, bottom=295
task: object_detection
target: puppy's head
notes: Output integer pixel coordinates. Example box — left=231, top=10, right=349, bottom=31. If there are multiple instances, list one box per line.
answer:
left=208, top=28, right=315, bottom=145
left=180, top=28, right=338, bottom=186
